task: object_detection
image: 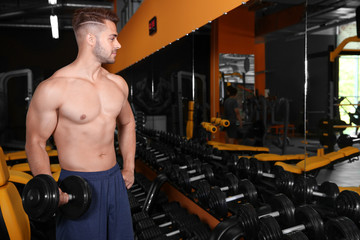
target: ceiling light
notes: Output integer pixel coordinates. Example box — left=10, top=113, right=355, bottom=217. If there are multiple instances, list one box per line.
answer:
left=50, top=15, right=59, bottom=39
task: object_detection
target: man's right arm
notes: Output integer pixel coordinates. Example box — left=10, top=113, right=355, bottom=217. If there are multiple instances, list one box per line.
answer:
left=25, top=80, right=60, bottom=176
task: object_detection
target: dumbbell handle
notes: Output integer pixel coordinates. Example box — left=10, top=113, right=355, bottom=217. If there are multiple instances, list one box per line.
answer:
left=167, top=229, right=180, bottom=237
left=258, top=211, right=280, bottom=219
left=313, top=191, right=327, bottom=197
left=134, top=192, right=145, bottom=198
left=156, top=156, right=170, bottom=163
left=189, top=174, right=205, bottom=182
left=152, top=213, right=166, bottom=220
left=64, top=192, right=75, bottom=201
left=210, top=155, right=222, bottom=160
left=159, top=221, right=173, bottom=228
left=176, top=166, right=197, bottom=175
left=262, top=172, right=275, bottom=178
left=282, top=224, right=305, bottom=235
left=131, top=187, right=142, bottom=193
left=153, top=153, right=165, bottom=158
left=221, top=186, right=229, bottom=191
left=226, top=193, right=245, bottom=202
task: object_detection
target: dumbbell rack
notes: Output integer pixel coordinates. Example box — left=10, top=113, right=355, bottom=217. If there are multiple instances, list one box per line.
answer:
left=135, top=158, right=220, bottom=229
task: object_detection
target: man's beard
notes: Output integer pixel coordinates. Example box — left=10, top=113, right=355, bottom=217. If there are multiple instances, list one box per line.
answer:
left=94, top=41, right=115, bottom=64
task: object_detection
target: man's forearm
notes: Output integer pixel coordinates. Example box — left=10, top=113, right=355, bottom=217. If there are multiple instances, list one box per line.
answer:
left=118, top=121, right=136, bottom=171
left=25, top=142, right=52, bottom=176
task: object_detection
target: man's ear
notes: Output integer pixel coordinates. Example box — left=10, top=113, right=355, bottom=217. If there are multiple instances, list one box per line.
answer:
left=87, top=33, right=95, bottom=46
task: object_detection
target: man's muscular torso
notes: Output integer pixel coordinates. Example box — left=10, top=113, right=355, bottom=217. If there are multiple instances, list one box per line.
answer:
left=45, top=66, right=126, bottom=171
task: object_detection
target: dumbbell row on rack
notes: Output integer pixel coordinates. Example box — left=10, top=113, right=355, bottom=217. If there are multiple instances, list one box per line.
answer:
left=257, top=204, right=360, bottom=240
left=133, top=201, right=211, bottom=240
left=210, top=193, right=295, bottom=240
left=237, top=157, right=296, bottom=196
left=135, top=130, right=360, bottom=239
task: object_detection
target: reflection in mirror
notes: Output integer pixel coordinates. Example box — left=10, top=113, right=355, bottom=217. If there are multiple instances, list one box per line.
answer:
left=219, top=54, right=255, bottom=104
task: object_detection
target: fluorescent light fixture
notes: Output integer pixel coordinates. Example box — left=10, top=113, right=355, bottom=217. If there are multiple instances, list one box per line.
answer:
left=48, top=0, right=57, bottom=4
left=50, top=15, right=59, bottom=39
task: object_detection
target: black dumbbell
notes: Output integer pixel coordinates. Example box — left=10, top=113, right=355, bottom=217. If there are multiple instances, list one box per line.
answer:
left=292, top=175, right=339, bottom=207
left=135, top=208, right=189, bottom=231
left=177, top=164, right=215, bottom=192
left=258, top=205, right=325, bottom=240
left=22, top=174, right=91, bottom=221
left=196, top=172, right=239, bottom=206
left=149, top=151, right=177, bottom=167
left=163, top=158, right=202, bottom=181
left=325, top=216, right=360, bottom=240
left=137, top=214, right=200, bottom=240
left=235, top=193, right=296, bottom=239
left=208, top=179, right=258, bottom=218
left=337, top=134, right=360, bottom=148
left=237, top=157, right=295, bottom=195
left=335, top=190, right=360, bottom=224
left=132, top=201, right=182, bottom=223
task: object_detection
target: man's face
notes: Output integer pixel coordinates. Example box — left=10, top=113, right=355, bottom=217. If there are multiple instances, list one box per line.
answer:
left=93, top=20, right=121, bottom=64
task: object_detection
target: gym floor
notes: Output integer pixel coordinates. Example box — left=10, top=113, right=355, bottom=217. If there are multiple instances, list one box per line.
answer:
left=264, top=135, right=360, bottom=188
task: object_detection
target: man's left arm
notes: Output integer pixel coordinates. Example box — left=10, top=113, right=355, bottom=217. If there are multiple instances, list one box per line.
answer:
left=116, top=100, right=136, bottom=189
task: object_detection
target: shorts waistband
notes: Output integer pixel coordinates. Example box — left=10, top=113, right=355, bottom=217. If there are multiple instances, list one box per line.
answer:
left=60, top=164, right=120, bottom=180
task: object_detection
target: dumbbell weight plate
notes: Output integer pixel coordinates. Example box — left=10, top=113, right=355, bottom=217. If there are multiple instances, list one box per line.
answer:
left=237, top=157, right=250, bottom=178
left=223, top=172, right=239, bottom=195
left=58, top=175, right=92, bottom=219
left=325, top=216, right=360, bottom=240
left=238, top=179, right=258, bottom=205
left=226, top=154, right=239, bottom=172
left=317, top=181, right=339, bottom=208
left=335, top=190, right=360, bottom=223
left=295, top=205, right=325, bottom=240
left=208, top=187, right=229, bottom=218
left=196, top=180, right=211, bottom=205
left=22, top=174, right=59, bottom=222
left=273, top=166, right=294, bottom=196
left=268, top=194, right=295, bottom=228
left=337, top=134, right=353, bottom=148
left=257, top=216, right=283, bottom=240
left=209, top=216, right=239, bottom=240
left=248, top=158, right=263, bottom=181
left=292, top=175, right=318, bottom=204
left=236, top=203, right=258, bottom=240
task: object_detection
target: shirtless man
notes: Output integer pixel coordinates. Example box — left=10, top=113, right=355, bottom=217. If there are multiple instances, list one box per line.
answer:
left=25, top=8, right=135, bottom=239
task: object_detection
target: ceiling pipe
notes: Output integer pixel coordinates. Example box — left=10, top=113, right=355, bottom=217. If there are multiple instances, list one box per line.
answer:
left=0, top=2, right=113, bottom=19
left=0, top=23, right=73, bottom=29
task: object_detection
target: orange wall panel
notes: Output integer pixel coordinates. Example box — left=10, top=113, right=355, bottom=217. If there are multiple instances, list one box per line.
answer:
left=210, top=6, right=266, bottom=141
left=218, top=6, right=255, bottom=54
left=104, top=0, right=249, bottom=73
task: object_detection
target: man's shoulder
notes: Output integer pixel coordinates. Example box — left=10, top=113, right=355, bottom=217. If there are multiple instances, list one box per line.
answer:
left=103, top=70, right=127, bottom=88
left=104, top=69, right=125, bottom=82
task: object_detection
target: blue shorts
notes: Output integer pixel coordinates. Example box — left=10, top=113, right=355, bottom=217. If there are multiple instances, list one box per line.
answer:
left=56, top=164, right=134, bottom=240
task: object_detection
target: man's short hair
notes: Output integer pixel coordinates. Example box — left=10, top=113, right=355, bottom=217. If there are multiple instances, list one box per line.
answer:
left=72, top=8, right=119, bottom=32
left=227, top=86, right=237, bottom=96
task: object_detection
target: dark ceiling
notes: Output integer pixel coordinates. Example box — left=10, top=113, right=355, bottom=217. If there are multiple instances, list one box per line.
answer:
left=0, top=0, right=359, bottom=39
left=0, top=0, right=114, bottom=30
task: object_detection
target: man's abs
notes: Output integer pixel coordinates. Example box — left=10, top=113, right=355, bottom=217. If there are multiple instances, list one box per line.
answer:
left=53, top=120, right=118, bottom=172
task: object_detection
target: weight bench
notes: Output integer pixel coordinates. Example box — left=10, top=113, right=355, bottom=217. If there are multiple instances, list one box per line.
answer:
left=4, top=146, right=58, bottom=161
left=254, top=153, right=306, bottom=162
left=338, top=187, right=360, bottom=196
left=207, top=141, right=269, bottom=154
left=1, top=147, right=60, bottom=184
left=10, top=163, right=61, bottom=173
left=0, top=146, right=31, bottom=240
left=274, top=146, right=360, bottom=175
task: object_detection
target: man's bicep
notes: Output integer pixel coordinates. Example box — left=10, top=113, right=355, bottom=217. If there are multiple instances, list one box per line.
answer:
left=26, top=92, right=58, bottom=144
left=116, top=101, right=134, bottom=127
